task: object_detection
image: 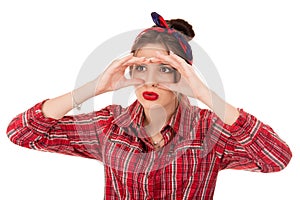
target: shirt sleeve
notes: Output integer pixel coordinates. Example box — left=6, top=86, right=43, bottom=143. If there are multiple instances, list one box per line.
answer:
left=6, top=100, right=114, bottom=161
left=218, top=109, right=292, bottom=172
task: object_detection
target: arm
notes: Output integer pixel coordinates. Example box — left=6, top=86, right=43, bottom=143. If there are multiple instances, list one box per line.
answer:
left=6, top=100, right=113, bottom=160
left=155, top=51, right=292, bottom=172
left=196, top=108, right=292, bottom=172
left=153, top=51, right=239, bottom=125
left=190, top=70, right=292, bottom=172
left=42, top=54, right=145, bottom=120
left=218, top=109, right=292, bottom=172
left=6, top=54, right=146, bottom=159
left=190, top=64, right=292, bottom=172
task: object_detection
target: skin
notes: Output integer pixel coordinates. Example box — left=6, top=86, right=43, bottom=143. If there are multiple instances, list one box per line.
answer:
left=133, top=45, right=179, bottom=131
left=132, top=44, right=181, bottom=144
left=42, top=43, right=239, bottom=148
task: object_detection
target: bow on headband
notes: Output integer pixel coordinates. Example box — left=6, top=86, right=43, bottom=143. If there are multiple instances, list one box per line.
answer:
left=151, top=12, right=170, bottom=28
left=135, top=12, right=193, bottom=64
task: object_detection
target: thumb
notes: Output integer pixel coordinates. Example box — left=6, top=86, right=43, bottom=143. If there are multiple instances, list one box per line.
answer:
left=123, top=78, right=145, bottom=87
left=157, top=82, right=177, bottom=92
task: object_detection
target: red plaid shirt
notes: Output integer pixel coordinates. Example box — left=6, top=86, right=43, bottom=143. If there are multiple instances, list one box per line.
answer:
left=7, top=96, right=292, bottom=199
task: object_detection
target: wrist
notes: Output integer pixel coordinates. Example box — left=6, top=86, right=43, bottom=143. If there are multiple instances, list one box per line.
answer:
left=198, top=89, right=239, bottom=125
left=196, top=85, right=212, bottom=108
left=72, top=81, right=96, bottom=105
left=92, top=74, right=108, bottom=95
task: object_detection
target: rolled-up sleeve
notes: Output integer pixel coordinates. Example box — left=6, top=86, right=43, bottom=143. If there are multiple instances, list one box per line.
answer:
left=6, top=100, right=114, bottom=161
left=219, top=109, right=292, bottom=172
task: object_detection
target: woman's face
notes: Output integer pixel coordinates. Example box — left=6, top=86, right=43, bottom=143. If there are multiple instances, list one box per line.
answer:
left=132, top=44, right=179, bottom=110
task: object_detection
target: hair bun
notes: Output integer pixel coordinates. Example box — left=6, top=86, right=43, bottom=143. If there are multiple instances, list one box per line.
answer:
left=167, top=19, right=195, bottom=41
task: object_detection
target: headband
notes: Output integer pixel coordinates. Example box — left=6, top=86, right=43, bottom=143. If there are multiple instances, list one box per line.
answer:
left=135, top=12, right=193, bottom=64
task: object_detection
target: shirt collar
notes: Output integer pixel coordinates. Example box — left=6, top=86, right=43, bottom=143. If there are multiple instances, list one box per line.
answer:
left=112, top=95, right=192, bottom=136
left=111, top=100, right=143, bottom=128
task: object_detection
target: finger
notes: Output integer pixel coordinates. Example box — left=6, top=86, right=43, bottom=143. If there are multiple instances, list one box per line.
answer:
left=170, top=52, right=197, bottom=76
left=168, top=51, right=195, bottom=73
left=122, top=56, right=147, bottom=68
left=146, top=57, right=163, bottom=64
left=108, top=53, right=134, bottom=71
left=121, top=78, right=145, bottom=88
left=111, top=56, right=147, bottom=74
left=155, top=51, right=180, bottom=65
left=169, top=51, right=189, bottom=65
left=154, top=51, right=186, bottom=74
left=157, top=82, right=178, bottom=92
left=116, top=53, right=134, bottom=65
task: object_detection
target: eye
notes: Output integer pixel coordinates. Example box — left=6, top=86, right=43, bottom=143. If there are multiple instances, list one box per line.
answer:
left=160, top=65, right=175, bottom=73
left=134, top=65, right=147, bottom=72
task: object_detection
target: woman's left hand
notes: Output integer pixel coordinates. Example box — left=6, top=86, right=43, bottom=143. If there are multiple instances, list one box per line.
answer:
left=152, top=51, right=240, bottom=125
left=152, top=51, right=209, bottom=101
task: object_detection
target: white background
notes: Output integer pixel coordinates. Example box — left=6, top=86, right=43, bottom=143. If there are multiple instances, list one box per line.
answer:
left=1, top=0, right=299, bottom=199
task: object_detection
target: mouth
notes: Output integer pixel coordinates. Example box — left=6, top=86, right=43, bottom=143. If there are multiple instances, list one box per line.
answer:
left=142, top=91, right=159, bottom=101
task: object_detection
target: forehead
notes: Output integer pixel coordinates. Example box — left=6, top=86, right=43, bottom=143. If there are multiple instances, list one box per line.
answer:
left=135, top=44, right=168, bottom=58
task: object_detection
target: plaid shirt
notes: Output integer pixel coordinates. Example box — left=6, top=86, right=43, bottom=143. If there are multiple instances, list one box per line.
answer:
left=7, top=96, right=292, bottom=200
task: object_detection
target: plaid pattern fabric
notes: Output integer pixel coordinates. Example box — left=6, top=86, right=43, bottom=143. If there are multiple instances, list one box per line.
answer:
left=7, top=96, right=292, bottom=199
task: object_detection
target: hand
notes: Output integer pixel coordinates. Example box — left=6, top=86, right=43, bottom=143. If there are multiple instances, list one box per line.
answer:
left=94, top=54, right=146, bottom=95
left=152, top=51, right=240, bottom=125
left=153, top=51, right=209, bottom=101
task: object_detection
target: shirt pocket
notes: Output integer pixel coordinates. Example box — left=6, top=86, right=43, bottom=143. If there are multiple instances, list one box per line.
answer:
left=168, top=139, right=218, bottom=183
left=102, top=129, right=152, bottom=173
left=107, top=131, right=144, bottom=152
left=174, top=142, right=203, bottom=181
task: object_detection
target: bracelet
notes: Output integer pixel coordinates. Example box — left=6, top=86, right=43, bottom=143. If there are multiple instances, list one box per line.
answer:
left=71, top=90, right=82, bottom=110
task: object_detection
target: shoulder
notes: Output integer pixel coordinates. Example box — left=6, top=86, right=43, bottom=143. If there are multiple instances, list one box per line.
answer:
left=93, top=104, right=123, bottom=120
left=93, top=101, right=139, bottom=125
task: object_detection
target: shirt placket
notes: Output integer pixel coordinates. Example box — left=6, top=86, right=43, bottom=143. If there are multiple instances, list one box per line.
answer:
left=146, top=150, right=164, bottom=199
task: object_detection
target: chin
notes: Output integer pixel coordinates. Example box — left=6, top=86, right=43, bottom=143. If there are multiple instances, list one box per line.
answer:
left=138, top=98, right=160, bottom=108
left=141, top=101, right=174, bottom=114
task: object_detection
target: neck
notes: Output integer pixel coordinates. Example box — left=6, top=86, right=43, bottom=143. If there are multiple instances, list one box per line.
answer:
left=143, top=99, right=178, bottom=136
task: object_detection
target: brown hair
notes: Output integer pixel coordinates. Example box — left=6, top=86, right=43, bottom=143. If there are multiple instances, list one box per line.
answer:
left=131, top=18, right=195, bottom=63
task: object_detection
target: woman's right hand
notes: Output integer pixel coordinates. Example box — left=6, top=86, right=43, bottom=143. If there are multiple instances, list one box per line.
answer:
left=93, top=53, right=146, bottom=96
left=42, top=54, right=146, bottom=119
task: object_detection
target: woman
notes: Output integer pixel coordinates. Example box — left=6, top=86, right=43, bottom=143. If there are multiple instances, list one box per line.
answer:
left=7, top=12, right=292, bottom=199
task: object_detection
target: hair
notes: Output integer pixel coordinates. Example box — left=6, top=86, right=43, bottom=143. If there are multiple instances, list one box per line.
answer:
left=131, top=18, right=195, bottom=63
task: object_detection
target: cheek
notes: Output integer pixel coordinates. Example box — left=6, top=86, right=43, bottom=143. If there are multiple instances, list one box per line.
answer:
left=162, top=91, right=177, bottom=102
left=155, top=90, right=177, bottom=104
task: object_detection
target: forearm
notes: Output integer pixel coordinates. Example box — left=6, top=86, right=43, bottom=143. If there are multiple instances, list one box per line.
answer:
left=7, top=99, right=105, bottom=160
left=42, top=80, right=98, bottom=119
left=198, top=86, right=239, bottom=125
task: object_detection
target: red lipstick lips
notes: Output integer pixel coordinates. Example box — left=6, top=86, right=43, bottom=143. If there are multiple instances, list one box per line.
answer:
left=142, top=91, right=159, bottom=101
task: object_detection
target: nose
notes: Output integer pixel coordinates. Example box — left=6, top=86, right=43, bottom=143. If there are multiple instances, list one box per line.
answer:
left=144, top=68, right=158, bottom=86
